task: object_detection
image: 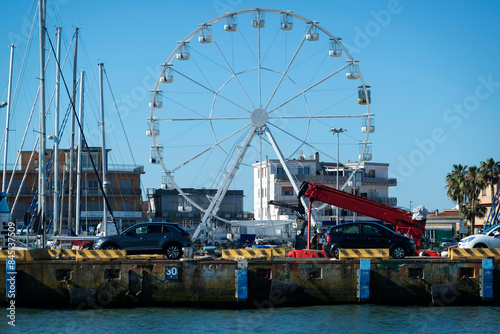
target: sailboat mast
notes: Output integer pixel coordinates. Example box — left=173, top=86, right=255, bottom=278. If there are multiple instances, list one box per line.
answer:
left=75, top=71, right=84, bottom=236
left=67, top=27, right=78, bottom=235
left=54, top=27, right=61, bottom=235
left=98, top=63, right=108, bottom=236
left=2, top=44, right=15, bottom=196
left=38, top=0, right=47, bottom=246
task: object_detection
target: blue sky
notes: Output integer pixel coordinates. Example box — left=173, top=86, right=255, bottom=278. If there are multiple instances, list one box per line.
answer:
left=0, top=0, right=499, bottom=214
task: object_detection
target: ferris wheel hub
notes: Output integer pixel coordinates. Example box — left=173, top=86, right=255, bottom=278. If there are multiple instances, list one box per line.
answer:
left=250, top=108, right=268, bottom=128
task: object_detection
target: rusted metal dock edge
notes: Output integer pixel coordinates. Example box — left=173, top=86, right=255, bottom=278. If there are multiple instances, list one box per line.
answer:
left=1, top=257, right=498, bottom=308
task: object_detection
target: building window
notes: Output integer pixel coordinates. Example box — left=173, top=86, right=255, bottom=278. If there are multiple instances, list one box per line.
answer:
left=120, top=179, right=133, bottom=195
left=297, top=167, right=310, bottom=175
left=120, top=201, right=132, bottom=211
left=79, top=152, right=99, bottom=169
left=87, top=201, right=104, bottom=211
left=282, top=186, right=293, bottom=196
left=368, top=169, right=375, bottom=177
left=84, top=179, right=99, bottom=194
left=220, top=203, right=236, bottom=213
left=277, top=167, right=286, bottom=175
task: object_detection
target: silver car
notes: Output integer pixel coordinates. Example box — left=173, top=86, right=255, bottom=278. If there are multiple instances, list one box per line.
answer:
left=439, top=238, right=459, bottom=249
left=458, top=224, right=500, bottom=249
left=92, top=222, right=191, bottom=259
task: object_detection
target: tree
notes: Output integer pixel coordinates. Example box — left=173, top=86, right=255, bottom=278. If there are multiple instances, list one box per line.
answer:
left=459, top=201, right=487, bottom=232
left=445, top=164, right=468, bottom=206
left=461, top=166, right=487, bottom=232
left=479, top=158, right=500, bottom=203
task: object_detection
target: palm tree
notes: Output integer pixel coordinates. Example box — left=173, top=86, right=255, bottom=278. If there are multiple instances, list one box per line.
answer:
left=461, top=166, right=487, bottom=232
left=479, top=158, right=500, bottom=202
left=445, top=164, right=468, bottom=206
left=459, top=201, right=487, bottom=232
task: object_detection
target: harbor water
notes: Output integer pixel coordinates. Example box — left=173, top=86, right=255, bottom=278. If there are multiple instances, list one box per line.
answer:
left=3, top=305, right=500, bottom=334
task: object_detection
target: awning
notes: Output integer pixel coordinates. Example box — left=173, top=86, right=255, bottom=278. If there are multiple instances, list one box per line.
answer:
left=425, top=224, right=454, bottom=231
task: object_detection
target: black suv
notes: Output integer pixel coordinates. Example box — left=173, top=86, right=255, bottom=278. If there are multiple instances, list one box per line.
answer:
left=92, top=222, right=191, bottom=259
left=324, top=222, right=416, bottom=259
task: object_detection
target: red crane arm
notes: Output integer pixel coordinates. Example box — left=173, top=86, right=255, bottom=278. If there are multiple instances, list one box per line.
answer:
left=299, top=181, right=426, bottom=248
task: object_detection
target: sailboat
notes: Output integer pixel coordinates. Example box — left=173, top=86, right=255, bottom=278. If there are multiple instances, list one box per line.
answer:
left=3, top=0, right=124, bottom=249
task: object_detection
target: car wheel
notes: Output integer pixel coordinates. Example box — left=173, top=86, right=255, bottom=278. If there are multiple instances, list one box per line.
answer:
left=391, top=245, right=406, bottom=259
left=164, top=244, right=183, bottom=259
left=102, top=243, right=119, bottom=250
left=333, top=247, right=341, bottom=259
left=473, top=243, right=488, bottom=248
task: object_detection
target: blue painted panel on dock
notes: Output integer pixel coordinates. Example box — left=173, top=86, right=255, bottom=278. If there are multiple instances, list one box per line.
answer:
left=482, top=258, right=493, bottom=300
left=358, top=259, right=370, bottom=301
left=236, top=270, right=248, bottom=300
left=165, top=266, right=178, bottom=279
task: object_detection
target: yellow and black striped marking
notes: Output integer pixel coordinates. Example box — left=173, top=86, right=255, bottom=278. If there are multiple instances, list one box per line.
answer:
left=47, top=249, right=78, bottom=260
left=258, top=248, right=289, bottom=260
left=222, top=249, right=265, bottom=260
left=75, top=249, right=127, bottom=261
left=1, top=249, right=76, bottom=261
left=339, top=248, right=390, bottom=260
left=0, top=250, right=27, bottom=261
left=271, top=248, right=288, bottom=258
left=450, top=248, right=500, bottom=260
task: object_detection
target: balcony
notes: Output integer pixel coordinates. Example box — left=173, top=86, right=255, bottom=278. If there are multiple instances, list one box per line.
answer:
left=368, top=197, right=397, bottom=206
left=81, top=188, right=142, bottom=196
left=109, top=164, right=145, bottom=173
left=362, top=177, right=397, bottom=186
left=276, top=174, right=397, bottom=187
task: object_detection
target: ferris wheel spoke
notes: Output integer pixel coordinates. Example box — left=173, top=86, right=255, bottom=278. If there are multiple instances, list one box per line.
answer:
left=268, top=114, right=370, bottom=120
left=168, top=122, right=252, bottom=173
left=264, top=34, right=306, bottom=110
left=268, top=62, right=350, bottom=115
left=258, top=23, right=262, bottom=108
left=171, top=68, right=251, bottom=113
left=191, top=47, right=232, bottom=74
left=161, top=94, right=208, bottom=119
left=157, top=116, right=251, bottom=121
left=267, top=121, right=338, bottom=162
left=212, top=38, right=256, bottom=110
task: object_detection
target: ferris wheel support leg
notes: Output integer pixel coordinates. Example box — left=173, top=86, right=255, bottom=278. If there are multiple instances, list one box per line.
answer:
left=264, top=127, right=316, bottom=229
left=192, top=125, right=258, bottom=242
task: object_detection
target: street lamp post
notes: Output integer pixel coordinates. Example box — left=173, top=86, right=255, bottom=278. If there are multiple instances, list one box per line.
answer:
left=330, top=127, right=347, bottom=224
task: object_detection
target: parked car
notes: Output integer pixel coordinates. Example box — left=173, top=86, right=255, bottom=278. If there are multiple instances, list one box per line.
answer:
left=439, top=238, right=459, bottom=249
left=458, top=224, right=500, bottom=249
left=92, top=222, right=191, bottom=259
left=323, top=222, right=416, bottom=259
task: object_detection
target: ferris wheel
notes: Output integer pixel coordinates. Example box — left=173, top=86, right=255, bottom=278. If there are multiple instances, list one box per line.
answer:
left=148, top=8, right=373, bottom=239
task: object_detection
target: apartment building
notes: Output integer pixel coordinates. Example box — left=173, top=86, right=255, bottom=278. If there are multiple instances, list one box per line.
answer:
left=253, top=153, right=397, bottom=227
left=1, top=147, right=144, bottom=233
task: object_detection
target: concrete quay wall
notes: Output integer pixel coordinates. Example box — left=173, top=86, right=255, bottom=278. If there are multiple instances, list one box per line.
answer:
left=1, top=258, right=499, bottom=308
